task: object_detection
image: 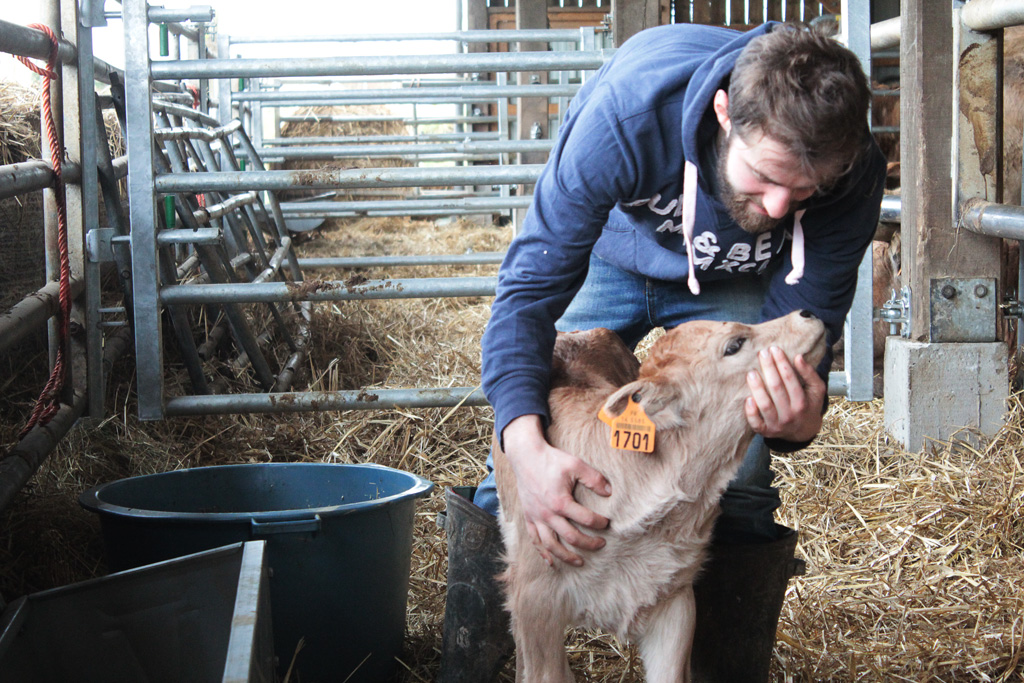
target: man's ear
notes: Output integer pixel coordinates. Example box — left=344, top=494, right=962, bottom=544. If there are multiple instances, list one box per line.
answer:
left=713, top=89, right=731, bottom=134
left=603, top=378, right=690, bottom=429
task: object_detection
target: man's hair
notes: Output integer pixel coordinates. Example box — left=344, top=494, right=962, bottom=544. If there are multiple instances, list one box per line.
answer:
left=728, top=22, right=873, bottom=186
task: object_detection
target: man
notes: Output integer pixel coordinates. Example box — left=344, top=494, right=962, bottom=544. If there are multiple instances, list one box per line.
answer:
left=439, top=20, right=886, bottom=682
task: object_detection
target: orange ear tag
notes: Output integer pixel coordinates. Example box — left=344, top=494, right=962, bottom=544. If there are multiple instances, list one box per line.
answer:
left=597, top=397, right=656, bottom=453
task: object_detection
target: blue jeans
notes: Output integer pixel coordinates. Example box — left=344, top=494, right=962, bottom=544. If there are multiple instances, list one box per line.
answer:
left=475, top=253, right=783, bottom=542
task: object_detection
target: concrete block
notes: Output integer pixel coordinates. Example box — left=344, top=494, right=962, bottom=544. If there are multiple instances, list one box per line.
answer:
left=884, top=338, right=1008, bottom=451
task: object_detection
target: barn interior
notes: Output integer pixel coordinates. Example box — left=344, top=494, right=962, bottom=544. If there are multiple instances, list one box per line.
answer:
left=1, top=0, right=1023, bottom=681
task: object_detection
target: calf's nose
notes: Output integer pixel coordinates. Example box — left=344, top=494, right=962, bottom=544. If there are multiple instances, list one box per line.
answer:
left=799, top=309, right=816, bottom=319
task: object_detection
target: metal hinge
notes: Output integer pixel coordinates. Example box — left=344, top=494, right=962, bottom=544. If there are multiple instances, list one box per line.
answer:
left=876, top=285, right=911, bottom=338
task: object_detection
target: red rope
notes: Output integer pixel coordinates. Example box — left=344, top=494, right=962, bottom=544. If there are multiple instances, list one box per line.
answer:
left=17, top=24, right=72, bottom=438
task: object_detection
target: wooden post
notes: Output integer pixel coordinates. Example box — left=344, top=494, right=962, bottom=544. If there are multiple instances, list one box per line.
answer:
left=884, top=0, right=1007, bottom=450
left=612, top=0, right=663, bottom=45
left=514, top=0, right=549, bottom=231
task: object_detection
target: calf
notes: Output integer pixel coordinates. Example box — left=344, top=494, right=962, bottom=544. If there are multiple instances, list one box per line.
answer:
left=494, top=311, right=827, bottom=683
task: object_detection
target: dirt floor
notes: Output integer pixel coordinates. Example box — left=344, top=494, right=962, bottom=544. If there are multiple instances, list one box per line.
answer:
left=1, top=214, right=1023, bottom=682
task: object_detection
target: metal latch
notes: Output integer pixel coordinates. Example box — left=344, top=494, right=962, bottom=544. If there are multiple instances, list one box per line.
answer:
left=86, top=228, right=116, bottom=263
left=877, top=285, right=911, bottom=338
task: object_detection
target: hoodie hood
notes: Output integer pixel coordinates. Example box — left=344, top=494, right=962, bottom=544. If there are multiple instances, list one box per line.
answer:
left=679, top=22, right=775, bottom=180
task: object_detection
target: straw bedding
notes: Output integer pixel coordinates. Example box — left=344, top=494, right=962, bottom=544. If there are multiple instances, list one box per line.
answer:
left=1, top=98, right=1022, bottom=680
left=2, top=212, right=1021, bottom=681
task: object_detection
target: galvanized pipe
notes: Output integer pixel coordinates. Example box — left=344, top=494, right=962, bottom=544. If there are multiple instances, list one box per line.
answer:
left=161, top=276, right=498, bottom=305
left=164, top=386, right=489, bottom=416
left=297, top=253, right=505, bottom=269
left=0, top=160, right=83, bottom=201
left=165, top=22, right=200, bottom=43
left=0, top=276, right=86, bottom=355
left=959, top=199, right=1024, bottom=240
left=961, top=0, right=1024, bottom=32
left=152, top=50, right=610, bottom=80
left=0, top=19, right=124, bottom=85
left=280, top=196, right=531, bottom=215
left=147, top=6, right=215, bottom=24
left=157, top=228, right=221, bottom=245
left=154, top=119, right=242, bottom=142
left=0, top=18, right=77, bottom=65
left=263, top=132, right=502, bottom=145
left=229, top=29, right=585, bottom=45
left=880, top=193, right=901, bottom=224
left=247, top=139, right=553, bottom=160
left=870, top=17, right=901, bottom=51
left=277, top=114, right=499, bottom=125
left=0, top=325, right=132, bottom=514
left=152, top=99, right=221, bottom=127
left=233, top=84, right=580, bottom=102
left=193, top=191, right=259, bottom=223
left=156, top=164, right=545, bottom=193
left=870, top=1, right=1024, bottom=51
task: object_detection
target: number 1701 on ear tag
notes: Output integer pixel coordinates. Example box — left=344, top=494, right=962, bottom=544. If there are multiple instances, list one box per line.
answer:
left=598, top=397, right=656, bottom=453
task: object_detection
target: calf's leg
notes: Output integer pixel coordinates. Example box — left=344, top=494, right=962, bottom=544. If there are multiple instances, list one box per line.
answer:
left=507, top=580, right=574, bottom=683
left=637, top=585, right=696, bottom=683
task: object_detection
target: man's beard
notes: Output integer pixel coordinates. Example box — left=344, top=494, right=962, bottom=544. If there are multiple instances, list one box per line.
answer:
left=715, top=132, right=784, bottom=235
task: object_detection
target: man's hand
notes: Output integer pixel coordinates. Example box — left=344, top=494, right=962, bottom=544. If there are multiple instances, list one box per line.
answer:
left=502, top=415, right=612, bottom=567
left=744, top=347, right=826, bottom=443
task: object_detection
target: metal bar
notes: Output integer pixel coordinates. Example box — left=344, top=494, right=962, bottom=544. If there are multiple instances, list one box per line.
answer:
left=277, top=114, right=499, bottom=125
left=263, top=132, right=502, bottom=145
left=0, top=277, right=86, bottom=355
left=0, top=18, right=77, bottom=64
left=125, top=0, right=165, bottom=419
left=162, top=276, right=498, bottom=305
left=164, top=387, right=489, bottom=416
left=245, top=140, right=553, bottom=160
left=151, top=50, right=611, bottom=80
left=0, top=325, right=132, bottom=514
left=233, top=84, right=579, bottom=102
left=280, top=196, right=532, bottom=214
left=154, top=119, right=242, bottom=141
left=157, top=228, right=222, bottom=244
left=147, top=6, right=215, bottom=23
left=870, top=16, right=901, bottom=51
left=152, top=99, right=222, bottom=127
left=879, top=193, right=901, bottom=224
left=193, top=191, right=259, bottom=223
left=961, top=0, right=1024, bottom=32
left=155, top=164, right=545, bottom=193
left=297, top=253, right=505, bottom=269
left=76, top=3, right=105, bottom=418
left=165, top=22, right=200, bottom=42
left=0, top=160, right=82, bottom=201
left=959, top=200, right=1024, bottom=240
left=841, top=0, right=874, bottom=401
left=229, top=29, right=585, bottom=44
left=230, top=126, right=303, bottom=282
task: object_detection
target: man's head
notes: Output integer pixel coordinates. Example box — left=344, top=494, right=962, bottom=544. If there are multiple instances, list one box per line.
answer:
left=712, top=22, right=873, bottom=233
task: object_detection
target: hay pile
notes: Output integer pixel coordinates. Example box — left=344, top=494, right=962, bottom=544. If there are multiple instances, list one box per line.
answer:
left=1, top=213, right=1023, bottom=681
left=0, top=79, right=126, bottom=310
left=277, top=104, right=412, bottom=201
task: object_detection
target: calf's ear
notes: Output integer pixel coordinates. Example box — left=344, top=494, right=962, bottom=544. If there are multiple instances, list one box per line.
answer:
left=603, top=377, right=690, bottom=429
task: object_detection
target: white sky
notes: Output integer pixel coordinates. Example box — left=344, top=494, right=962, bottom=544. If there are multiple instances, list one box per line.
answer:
left=3, top=0, right=462, bottom=82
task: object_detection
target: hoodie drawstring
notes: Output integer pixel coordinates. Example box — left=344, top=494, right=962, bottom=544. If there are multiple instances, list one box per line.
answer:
left=681, top=160, right=700, bottom=295
left=681, top=162, right=805, bottom=291
left=785, top=208, right=806, bottom=286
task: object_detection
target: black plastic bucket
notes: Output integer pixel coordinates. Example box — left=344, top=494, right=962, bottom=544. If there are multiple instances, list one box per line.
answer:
left=79, top=463, right=433, bottom=683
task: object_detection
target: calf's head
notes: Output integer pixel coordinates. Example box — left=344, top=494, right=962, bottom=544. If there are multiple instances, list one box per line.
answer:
left=602, top=311, right=827, bottom=432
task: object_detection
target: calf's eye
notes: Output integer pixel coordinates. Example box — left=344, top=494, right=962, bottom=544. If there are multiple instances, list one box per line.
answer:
left=724, top=337, right=746, bottom=356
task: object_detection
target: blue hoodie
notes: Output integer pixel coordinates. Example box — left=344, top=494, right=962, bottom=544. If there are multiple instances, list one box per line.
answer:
left=481, top=22, right=887, bottom=446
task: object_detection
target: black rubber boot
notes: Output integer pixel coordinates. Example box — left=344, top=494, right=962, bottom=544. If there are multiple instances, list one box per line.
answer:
left=690, top=524, right=805, bottom=683
left=436, top=486, right=514, bottom=683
